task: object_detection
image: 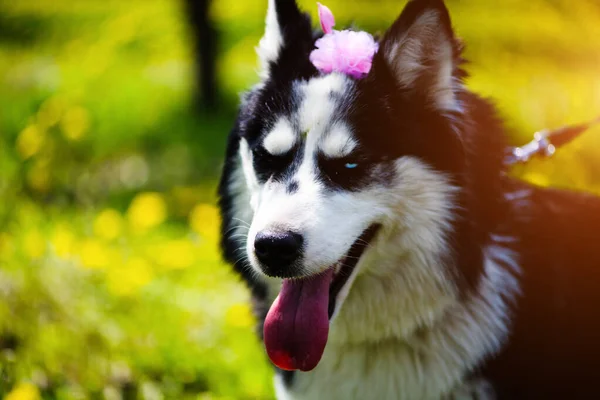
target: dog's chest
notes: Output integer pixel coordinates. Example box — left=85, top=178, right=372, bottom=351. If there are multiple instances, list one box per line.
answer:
left=274, top=341, right=495, bottom=400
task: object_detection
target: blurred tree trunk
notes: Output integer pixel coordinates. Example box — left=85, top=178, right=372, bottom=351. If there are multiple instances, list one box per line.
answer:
left=185, top=0, right=218, bottom=111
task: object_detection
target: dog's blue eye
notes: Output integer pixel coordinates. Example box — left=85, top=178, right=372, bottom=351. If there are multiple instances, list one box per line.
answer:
left=345, top=163, right=358, bottom=169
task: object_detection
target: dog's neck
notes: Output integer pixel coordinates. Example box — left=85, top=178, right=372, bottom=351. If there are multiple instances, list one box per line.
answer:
left=310, top=230, right=520, bottom=398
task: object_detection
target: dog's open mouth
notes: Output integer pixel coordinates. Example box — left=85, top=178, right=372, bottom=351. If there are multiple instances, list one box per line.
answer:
left=263, top=224, right=380, bottom=372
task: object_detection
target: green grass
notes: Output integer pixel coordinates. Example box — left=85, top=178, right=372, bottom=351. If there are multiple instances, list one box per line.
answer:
left=1, top=0, right=600, bottom=398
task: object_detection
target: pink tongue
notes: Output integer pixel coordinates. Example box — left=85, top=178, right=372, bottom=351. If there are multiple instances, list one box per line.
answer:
left=263, top=269, right=333, bottom=371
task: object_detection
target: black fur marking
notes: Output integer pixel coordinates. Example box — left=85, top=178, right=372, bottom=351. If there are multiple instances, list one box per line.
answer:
left=268, top=0, right=318, bottom=85
left=278, top=369, right=296, bottom=387
left=286, top=180, right=299, bottom=195
left=252, top=145, right=297, bottom=183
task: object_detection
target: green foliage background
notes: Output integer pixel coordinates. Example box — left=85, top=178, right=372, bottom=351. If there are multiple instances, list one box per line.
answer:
left=1, top=0, right=600, bottom=399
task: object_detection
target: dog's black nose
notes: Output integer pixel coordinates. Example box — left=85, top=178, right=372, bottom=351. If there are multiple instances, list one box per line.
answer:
left=254, top=231, right=303, bottom=277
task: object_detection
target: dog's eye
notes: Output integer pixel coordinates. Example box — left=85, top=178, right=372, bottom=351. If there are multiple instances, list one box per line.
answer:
left=321, top=157, right=362, bottom=175
left=338, top=161, right=360, bottom=172
left=319, top=154, right=370, bottom=190
left=252, top=146, right=294, bottom=182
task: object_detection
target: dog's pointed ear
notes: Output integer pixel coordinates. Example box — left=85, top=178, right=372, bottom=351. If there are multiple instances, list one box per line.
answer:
left=257, top=0, right=313, bottom=79
left=375, top=0, right=462, bottom=111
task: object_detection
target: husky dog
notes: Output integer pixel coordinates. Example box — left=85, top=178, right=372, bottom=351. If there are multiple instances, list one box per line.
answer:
left=217, top=0, right=600, bottom=398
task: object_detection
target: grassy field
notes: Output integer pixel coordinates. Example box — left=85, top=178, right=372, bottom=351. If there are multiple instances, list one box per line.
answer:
left=1, top=0, right=600, bottom=399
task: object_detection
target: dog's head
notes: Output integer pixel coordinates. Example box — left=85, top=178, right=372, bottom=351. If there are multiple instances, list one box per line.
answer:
left=222, top=0, right=491, bottom=372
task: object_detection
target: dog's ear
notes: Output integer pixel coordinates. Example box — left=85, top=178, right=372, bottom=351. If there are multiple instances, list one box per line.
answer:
left=376, top=0, right=462, bottom=111
left=257, top=0, right=315, bottom=80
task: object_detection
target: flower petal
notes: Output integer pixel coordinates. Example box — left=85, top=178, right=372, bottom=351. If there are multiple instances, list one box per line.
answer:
left=317, top=3, right=335, bottom=34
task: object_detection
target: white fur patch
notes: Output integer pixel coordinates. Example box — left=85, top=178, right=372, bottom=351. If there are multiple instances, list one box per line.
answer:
left=298, top=74, right=348, bottom=134
left=319, top=123, right=357, bottom=158
left=238, top=138, right=261, bottom=212
left=263, top=118, right=296, bottom=155
left=257, top=0, right=283, bottom=79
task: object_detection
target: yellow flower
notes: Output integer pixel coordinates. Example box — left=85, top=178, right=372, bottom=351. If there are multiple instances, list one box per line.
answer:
left=106, top=257, right=153, bottom=296
left=107, top=12, right=138, bottom=46
left=79, top=239, right=116, bottom=269
left=127, top=192, right=167, bottom=232
left=60, top=106, right=90, bottom=141
left=51, top=225, right=74, bottom=258
left=225, top=303, right=255, bottom=329
left=23, top=231, right=46, bottom=260
left=189, top=203, right=220, bottom=242
left=37, top=96, right=66, bottom=128
left=27, top=161, right=51, bottom=193
left=154, top=239, right=195, bottom=270
left=94, top=209, right=123, bottom=241
left=16, top=124, right=45, bottom=160
left=171, top=186, right=202, bottom=217
left=4, top=382, right=41, bottom=400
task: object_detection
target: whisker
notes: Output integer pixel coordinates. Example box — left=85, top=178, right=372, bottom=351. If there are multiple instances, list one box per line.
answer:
left=232, top=217, right=251, bottom=227
left=224, top=225, right=250, bottom=235
left=233, top=255, right=249, bottom=265
left=228, top=233, right=250, bottom=240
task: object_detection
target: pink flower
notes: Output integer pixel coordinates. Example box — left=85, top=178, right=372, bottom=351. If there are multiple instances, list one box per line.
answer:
left=310, top=3, right=378, bottom=79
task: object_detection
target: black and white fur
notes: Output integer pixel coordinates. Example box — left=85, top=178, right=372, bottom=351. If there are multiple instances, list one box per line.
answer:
left=218, top=0, right=600, bottom=398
